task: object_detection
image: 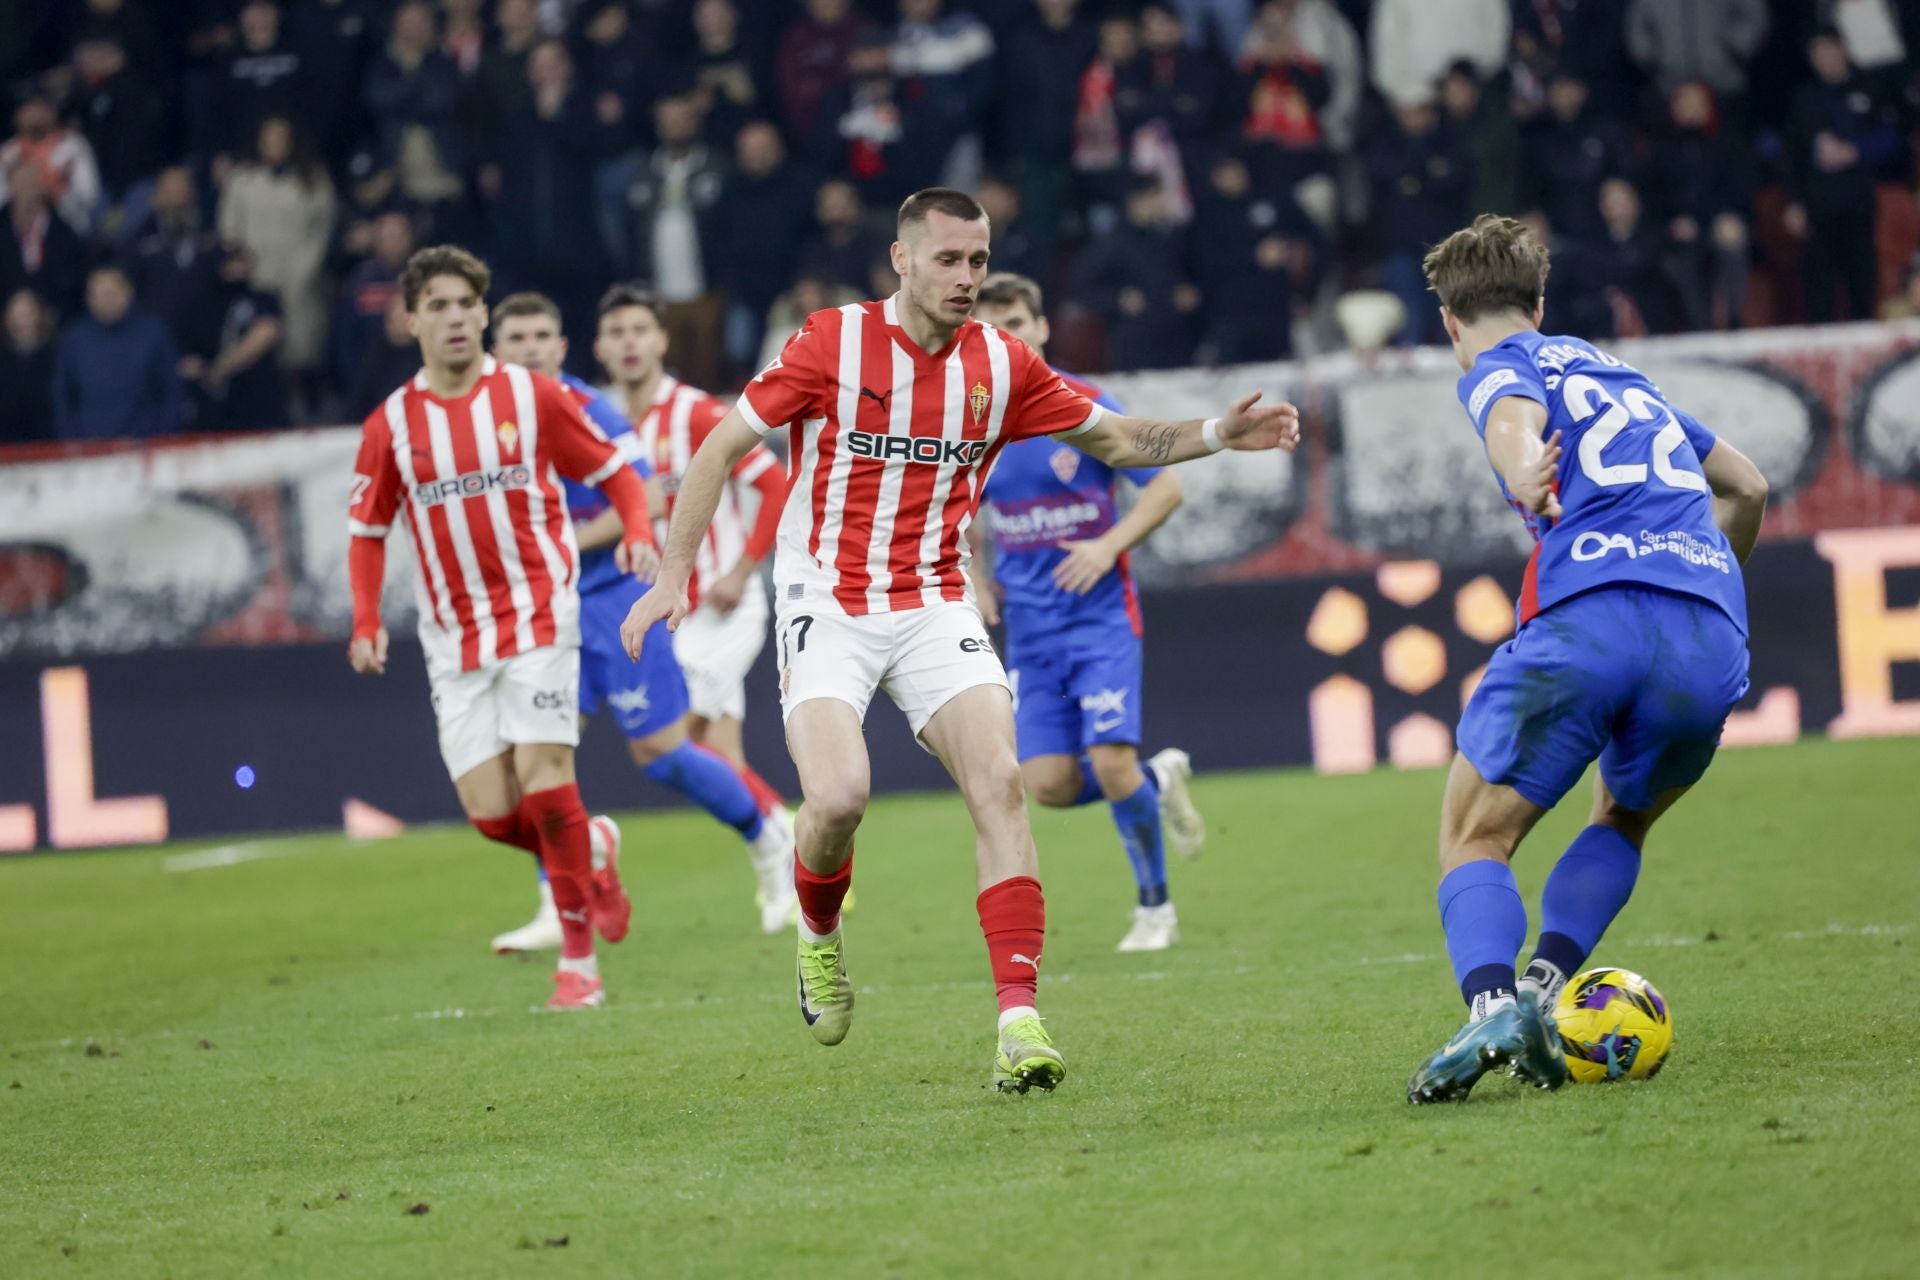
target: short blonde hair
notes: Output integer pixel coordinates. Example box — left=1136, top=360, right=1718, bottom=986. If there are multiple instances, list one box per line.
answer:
left=1421, top=214, right=1550, bottom=324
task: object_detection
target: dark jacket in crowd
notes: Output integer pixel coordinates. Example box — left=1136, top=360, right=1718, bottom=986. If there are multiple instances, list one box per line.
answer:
left=1072, top=220, right=1199, bottom=371
left=716, top=162, right=816, bottom=314
left=999, top=11, right=1096, bottom=161
left=0, top=206, right=89, bottom=321
left=1520, top=105, right=1635, bottom=239
left=52, top=306, right=183, bottom=440
left=0, top=340, right=56, bottom=444
left=1367, top=117, right=1470, bottom=257
left=1785, top=73, right=1901, bottom=217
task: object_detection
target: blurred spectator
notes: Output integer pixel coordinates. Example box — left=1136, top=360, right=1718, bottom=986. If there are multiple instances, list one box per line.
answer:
left=976, top=175, right=1046, bottom=285
left=1655, top=82, right=1752, bottom=331
left=1818, top=0, right=1908, bottom=94
left=814, top=36, right=944, bottom=204
left=218, top=117, right=336, bottom=385
left=363, top=1, right=468, bottom=212
left=52, top=264, right=182, bottom=440
left=1626, top=0, right=1770, bottom=102
left=1169, top=0, right=1254, bottom=55
left=70, top=0, right=169, bottom=77
left=1368, top=0, right=1509, bottom=111
left=1117, top=3, right=1213, bottom=195
left=0, top=93, right=103, bottom=235
left=477, top=0, right=542, bottom=147
left=716, top=122, right=814, bottom=375
left=627, top=94, right=729, bottom=389
left=1510, top=0, right=1633, bottom=115
left=1072, top=15, right=1139, bottom=229
left=0, top=163, right=88, bottom=320
left=200, top=1, right=311, bottom=171
left=492, top=39, right=610, bottom=347
left=686, top=0, right=767, bottom=149
left=576, top=0, right=658, bottom=153
left=176, top=246, right=287, bottom=431
left=1368, top=101, right=1468, bottom=345
left=777, top=0, right=877, bottom=145
left=442, top=0, right=487, bottom=75
left=1587, top=176, right=1668, bottom=335
left=795, top=179, right=886, bottom=294
left=890, top=0, right=997, bottom=188
left=1192, top=151, right=1317, bottom=362
left=69, top=35, right=167, bottom=209
left=1519, top=73, right=1633, bottom=241
left=1071, top=176, right=1201, bottom=369
left=124, top=165, right=223, bottom=338
left=759, top=273, right=860, bottom=368
left=331, top=209, right=415, bottom=393
left=1784, top=26, right=1901, bottom=323
left=1234, top=2, right=1333, bottom=224
left=1438, top=62, right=1513, bottom=218
left=292, top=0, right=377, bottom=165
left=1247, top=0, right=1362, bottom=155
left=348, top=292, right=421, bottom=417
left=1000, top=0, right=1094, bottom=253
left=0, top=288, right=57, bottom=444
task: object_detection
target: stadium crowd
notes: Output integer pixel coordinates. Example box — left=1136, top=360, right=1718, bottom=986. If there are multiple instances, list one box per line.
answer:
left=0, top=0, right=1916, bottom=442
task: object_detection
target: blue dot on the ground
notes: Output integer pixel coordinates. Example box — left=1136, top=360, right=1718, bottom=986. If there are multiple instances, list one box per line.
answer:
left=234, top=766, right=256, bottom=789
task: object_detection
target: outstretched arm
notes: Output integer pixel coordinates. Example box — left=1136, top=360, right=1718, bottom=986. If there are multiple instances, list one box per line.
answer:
left=1067, top=393, right=1301, bottom=468
left=618, top=408, right=763, bottom=657
left=1700, top=439, right=1768, bottom=563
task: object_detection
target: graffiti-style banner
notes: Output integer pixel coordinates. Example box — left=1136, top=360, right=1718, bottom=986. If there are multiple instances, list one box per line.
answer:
left=2, top=322, right=1918, bottom=659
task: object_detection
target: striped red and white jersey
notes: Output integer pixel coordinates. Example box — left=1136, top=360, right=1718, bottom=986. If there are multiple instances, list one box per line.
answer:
left=625, top=375, right=785, bottom=609
left=737, top=296, right=1104, bottom=616
left=348, top=356, right=626, bottom=672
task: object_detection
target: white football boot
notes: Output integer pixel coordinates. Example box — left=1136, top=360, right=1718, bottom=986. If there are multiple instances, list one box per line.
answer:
left=1116, top=902, right=1180, bottom=952
left=1149, top=748, right=1206, bottom=859
left=492, top=878, right=563, bottom=953
left=750, top=807, right=800, bottom=935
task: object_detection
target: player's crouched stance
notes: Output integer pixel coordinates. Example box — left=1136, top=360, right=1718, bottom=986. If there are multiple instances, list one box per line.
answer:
left=346, top=247, right=660, bottom=1010
left=1405, top=217, right=1769, bottom=1103
left=619, top=188, right=1301, bottom=1091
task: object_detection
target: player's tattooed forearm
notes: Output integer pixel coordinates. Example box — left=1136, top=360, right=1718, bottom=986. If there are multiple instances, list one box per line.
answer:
left=1131, top=420, right=1181, bottom=463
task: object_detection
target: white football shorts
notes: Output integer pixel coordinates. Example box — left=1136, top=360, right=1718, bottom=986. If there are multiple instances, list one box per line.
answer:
left=427, top=642, right=582, bottom=781
left=774, top=598, right=1009, bottom=740
left=674, top=578, right=771, bottom=723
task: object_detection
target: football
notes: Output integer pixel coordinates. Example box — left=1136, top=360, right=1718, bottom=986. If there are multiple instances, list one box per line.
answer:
left=1552, top=967, right=1674, bottom=1083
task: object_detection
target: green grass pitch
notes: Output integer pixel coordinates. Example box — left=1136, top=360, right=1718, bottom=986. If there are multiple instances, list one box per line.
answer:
left=3, top=736, right=1917, bottom=1277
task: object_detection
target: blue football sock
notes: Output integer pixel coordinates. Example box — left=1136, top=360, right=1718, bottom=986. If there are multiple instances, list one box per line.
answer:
left=1534, top=824, right=1642, bottom=978
left=644, top=741, right=764, bottom=839
left=1437, top=859, right=1527, bottom=1011
left=1071, top=757, right=1104, bottom=807
left=1108, top=774, right=1168, bottom=908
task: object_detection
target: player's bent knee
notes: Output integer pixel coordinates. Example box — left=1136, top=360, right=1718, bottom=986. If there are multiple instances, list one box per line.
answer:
left=1087, top=745, right=1143, bottom=799
left=964, top=751, right=1027, bottom=819
left=1021, top=758, right=1081, bottom=808
left=513, top=742, right=576, bottom=794
left=804, top=780, right=869, bottom=838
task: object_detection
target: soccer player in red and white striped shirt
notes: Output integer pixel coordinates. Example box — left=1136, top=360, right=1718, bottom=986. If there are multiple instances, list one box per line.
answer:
left=621, top=188, right=1301, bottom=1090
left=345, top=246, right=659, bottom=1010
left=594, top=286, right=792, bottom=821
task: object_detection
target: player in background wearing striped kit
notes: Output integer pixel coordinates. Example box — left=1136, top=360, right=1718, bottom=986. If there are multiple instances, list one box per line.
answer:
left=346, top=247, right=657, bottom=1010
left=593, top=287, right=796, bottom=830
left=619, top=188, right=1302, bottom=1090
left=484, top=291, right=798, bottom=951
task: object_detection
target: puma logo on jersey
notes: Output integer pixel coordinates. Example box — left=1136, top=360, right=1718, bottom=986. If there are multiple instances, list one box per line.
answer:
left=845, top=430, right=987, bottom=466
left=860, top=386, right=892, bottom=412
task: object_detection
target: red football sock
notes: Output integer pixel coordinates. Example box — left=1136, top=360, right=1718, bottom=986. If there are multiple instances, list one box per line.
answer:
left=736, top=759, right=787, bottom=815
left=977, top=876, right=1046, bottom=1013
left=471, top=810, right=539, bottom=858
left=522, top=784, right=594, bottom=959
left=794, top=852, right=853, bottom=935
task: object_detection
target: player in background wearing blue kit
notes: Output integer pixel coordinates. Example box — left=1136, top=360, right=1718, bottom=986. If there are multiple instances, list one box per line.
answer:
left=968, top=273, right=1205, bottom=953
left=1407, top=217, right=1769, bottom=1103
left=487, top=294, right=797, bottom=952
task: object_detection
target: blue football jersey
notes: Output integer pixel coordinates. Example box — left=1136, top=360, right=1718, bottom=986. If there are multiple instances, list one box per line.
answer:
left=558, top=372, right=652, bottom=597
left=1457, top=332, right=1747, bottom=634
left=980, top=371, right=1158, bottom=633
